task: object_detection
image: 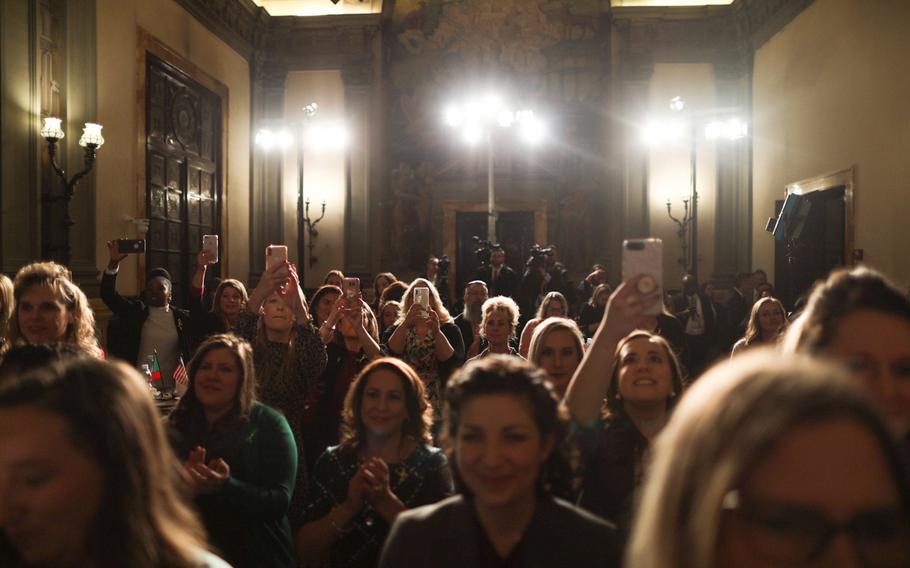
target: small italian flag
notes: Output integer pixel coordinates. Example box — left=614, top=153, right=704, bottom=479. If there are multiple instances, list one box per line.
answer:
left=149, top=351, right=162, bottom=382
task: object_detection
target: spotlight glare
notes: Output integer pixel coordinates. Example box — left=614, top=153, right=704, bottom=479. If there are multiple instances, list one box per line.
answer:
left=497, top=110, right=515, bottom=128
left=669, top=96, right=686, bottom=112
left=444, top=105, right=463, bottom=127
left=255, top=128, right=276, bottom=150
left=520, top=117, right=546, bottom=145
left=643, top=119, right=683, bottom=145
left=706, top=118, right=748, bottom=140
left=462, top=123, right=483, bottom=145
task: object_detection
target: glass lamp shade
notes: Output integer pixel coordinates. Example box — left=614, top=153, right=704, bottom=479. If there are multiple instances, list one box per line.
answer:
left=40, top=117, right=65, bottom=140
left=78, top=123, right=104, bottom=148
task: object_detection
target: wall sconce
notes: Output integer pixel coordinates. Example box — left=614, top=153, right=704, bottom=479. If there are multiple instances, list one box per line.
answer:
left=41, top=117, right=104, bottom=266
left=304, top=196, right=326, bottom=268
left=666, top=194, right=695, bottom=272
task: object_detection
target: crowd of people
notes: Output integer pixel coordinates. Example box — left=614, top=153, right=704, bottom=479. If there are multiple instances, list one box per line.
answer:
left=0, top=242, right=908, bottom=568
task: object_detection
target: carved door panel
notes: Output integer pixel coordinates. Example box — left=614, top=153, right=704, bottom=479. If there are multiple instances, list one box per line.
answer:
left=146, top=54, right=221, bottom=307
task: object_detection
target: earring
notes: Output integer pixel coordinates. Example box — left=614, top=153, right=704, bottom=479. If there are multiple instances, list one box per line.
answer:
left=615, top=393, right=622, bottom=401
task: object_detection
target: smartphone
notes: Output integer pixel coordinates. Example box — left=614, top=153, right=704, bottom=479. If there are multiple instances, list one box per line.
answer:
left=414, top=287, right=430, bottom=313
left=343, top=277, right=360, bottom=299
left=265, top=245, right=288, bottom=271
left=621, top=238, right=663, bottom=316
left=202, top=234, right=219, bottom=263
left=116, top=239, right=146, bottom=255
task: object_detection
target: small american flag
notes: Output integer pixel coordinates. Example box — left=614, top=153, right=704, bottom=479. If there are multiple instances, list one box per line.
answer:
left=173, top=356, right=189, bottom=387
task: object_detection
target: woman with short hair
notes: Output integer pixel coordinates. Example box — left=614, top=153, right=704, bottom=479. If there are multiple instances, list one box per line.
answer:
left=379, top=356, right=622, bottom=568
left=627, top=351, right=910, bottom=568
left=731, top=296, right=788, bottom=355
left=4, top=261, right=101, bottom=359
left=169, top=334, right=297, bottom=568
left=296, top=358, right=453, bottom=568
left=472, top=296, right=521, bottom=359
left=0, top=358, right=229, bottom=567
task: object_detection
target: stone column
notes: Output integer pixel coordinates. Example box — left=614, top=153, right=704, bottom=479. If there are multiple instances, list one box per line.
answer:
left=341, top=60, right=373, bottom=276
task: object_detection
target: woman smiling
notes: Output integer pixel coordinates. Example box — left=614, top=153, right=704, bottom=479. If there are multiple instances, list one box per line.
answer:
left=296, top=358, right=452, bottom=568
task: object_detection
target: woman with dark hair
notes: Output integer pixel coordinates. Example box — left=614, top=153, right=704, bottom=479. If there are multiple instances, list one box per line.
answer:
left=308, top=295, right=383, bottom=473
left=372, top=272, right=397, bottom=313
left=189, top=249, right=250, bottom=339
left=324, top=270, right=345, bottom=289
left=0, top=358, right=229, bottom=567
left=565, top=277, right=686, bottom=541
left=378, top=281, right=408, bottom=307
left=527, top=317, right=585, bottom=398
left=3, top=262, right=102, bottom=359
left=628, top=352, right=910, bottom=568
left=378, top=300, right=401, bottom=336
left=381, top=279, right=464, bottom=420
left=379, top=356, right=622, bottom=568
left=579, top=283, right=611, bottom=339
left=168, top=334, right=297, bottom=568
left=731, top=296, right=788, bottom=355
left=310, top=285, right=343, bottom=344
left=296, top=358, right=453, bottom=568
left=518, top=291, right=569, bottom=357
left=233, top=260, right=327, bottom=526
left=783, top=266, right=910, bottom=458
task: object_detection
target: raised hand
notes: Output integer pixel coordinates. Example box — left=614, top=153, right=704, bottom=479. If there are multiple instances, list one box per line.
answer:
left=106, top=239, right=128, bottom=267
left=600, top=275, right=661, bottom=343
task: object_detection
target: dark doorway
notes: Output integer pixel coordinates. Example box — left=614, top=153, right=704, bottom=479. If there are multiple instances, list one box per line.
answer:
left=145, top=54, right=222, bottom=307
left=774, top=186, right=845, bottom=309
left=454, top=211, right=535, bottom=305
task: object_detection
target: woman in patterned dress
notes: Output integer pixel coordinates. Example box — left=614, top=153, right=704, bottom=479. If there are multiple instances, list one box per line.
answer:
left=380, top=279, right=464, bottom=422
left=295, top=358, right=453, bottom=567
left=233, top=260, right=327, bottom=527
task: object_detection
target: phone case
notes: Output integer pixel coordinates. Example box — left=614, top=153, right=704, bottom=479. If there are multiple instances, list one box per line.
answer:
left=117, top=239, right=146, bottom=254
left=622, top=238, right=663, bottom=316
left=415, top=288, right=430, bottom=309
left=344, top=277, right=360, bottom=298
left=203, top=235, right=219, bottom=263
left=266, top=245, right=288, bottom=271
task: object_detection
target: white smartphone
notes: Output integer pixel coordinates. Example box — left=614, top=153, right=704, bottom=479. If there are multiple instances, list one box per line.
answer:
left=266, top=245, right=288, bottom=271
left=414, top=287, right=430, bottom=312
left=621, top=238, right=663, bottom=316
left=202, top=234, right=219, bottom=263
left=343, top=277, right=360, bottom=299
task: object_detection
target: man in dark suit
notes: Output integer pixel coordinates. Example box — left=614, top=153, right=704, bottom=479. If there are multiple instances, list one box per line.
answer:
left=101, top=240, right=194, bottom=389
left=673, top=273, right=719, bottom=378
left=724, top=271, right=754, bottom=350
left=474, top=245, right=518, bottom=300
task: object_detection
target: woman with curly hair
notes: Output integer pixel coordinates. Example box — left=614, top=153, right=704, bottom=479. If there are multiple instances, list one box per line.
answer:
left=379, top=356, right=622, bottom=568
left=731, top=296, right=788, bottom=355
left=296, top=358, right=453, bottom=568
left=3, top=261, right=101, bottom=358
left=471, top=296, right=521, bottom=360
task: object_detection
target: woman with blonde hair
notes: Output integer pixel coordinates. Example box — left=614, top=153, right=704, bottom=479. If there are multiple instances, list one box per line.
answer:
left=296, top=358, right=453, bottom=568
left=0, top=274, right=13, bottom=348
left=627, top=351, right=910, bottom=568
left=4, top=261, right=101, bottom=358
left=527, top=317, right=584, bottom=398
left=518, top=291, right=569, bottom=357
left=190, top=249, right=249, bottom=337
left=471, top=296, right=521, bottom=359
left=731, top=296, right=787, bottom=355
left=233, top=258, right=327, bottom=526
left=381, top=278, right=464, bottom=420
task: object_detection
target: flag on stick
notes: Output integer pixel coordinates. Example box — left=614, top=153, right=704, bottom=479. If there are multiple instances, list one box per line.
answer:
left=173, top=356, right=188, bottom=387
left=149, top=352, right=162, bottom=382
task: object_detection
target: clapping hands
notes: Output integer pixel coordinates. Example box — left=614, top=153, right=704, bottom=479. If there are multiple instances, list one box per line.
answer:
left=184, top=446, right=231, bottom=495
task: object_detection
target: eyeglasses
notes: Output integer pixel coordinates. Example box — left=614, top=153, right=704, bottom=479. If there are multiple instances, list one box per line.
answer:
left=722, top=490, right=910, bottom=567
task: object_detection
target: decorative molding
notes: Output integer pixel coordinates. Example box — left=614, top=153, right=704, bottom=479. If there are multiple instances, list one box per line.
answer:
left=173, top=0, right=267, bottom=61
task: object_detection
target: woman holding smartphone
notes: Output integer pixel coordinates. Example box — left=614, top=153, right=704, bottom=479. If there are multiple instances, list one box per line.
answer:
left=381, top=279, right=464, bottom=421
left=234, top=252, right=327, bottom=526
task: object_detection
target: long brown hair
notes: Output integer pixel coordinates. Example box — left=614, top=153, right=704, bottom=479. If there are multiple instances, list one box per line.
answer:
left=339, top=357, right=433, bottom=451
left=742, top=296, right=787, bottom=346
left=7, top=262, right=101, bottom=358
left=0, top=358, right=210, bottom=567
left=604, top=331, right=685, bottom=421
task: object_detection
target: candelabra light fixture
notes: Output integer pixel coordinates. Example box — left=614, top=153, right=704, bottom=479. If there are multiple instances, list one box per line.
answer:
left=40, top=117, right=105, bottom=266
left=666, top=193, right=695, bottom=271
left=303, top=196, right=326, bottom=268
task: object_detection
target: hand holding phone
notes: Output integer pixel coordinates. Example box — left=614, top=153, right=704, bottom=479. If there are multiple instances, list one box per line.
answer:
left=202, top=235, right=219, bottom=264
left=343, top=277, right=360, bottom=299
left=414, top=287, right=430, bottom=318
left=266, top=245, right=288, bottom=272
left=621, top=238, right=663, bottom=316
left=116, top=239, right=146, bottom=255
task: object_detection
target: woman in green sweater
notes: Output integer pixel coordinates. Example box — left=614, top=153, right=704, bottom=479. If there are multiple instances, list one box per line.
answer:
left=169, top=334, right=298, bottom=568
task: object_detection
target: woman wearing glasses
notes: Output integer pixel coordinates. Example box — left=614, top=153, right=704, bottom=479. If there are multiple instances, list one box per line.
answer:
left=627, top=351, right=910, bottom=568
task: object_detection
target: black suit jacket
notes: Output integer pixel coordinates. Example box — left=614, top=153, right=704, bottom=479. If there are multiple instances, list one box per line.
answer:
left=100, top=270, right=194, bottom=366
left=379, top=495, right=622, bottom=568
left=673, top=292, right=718, bottom=338
left=475, top=264, right=519, bottom=299
left=725, top=288, right=751, bottom=344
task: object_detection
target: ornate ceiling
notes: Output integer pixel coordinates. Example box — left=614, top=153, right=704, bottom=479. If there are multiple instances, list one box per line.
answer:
left=251, top=0, right=381, bottom=16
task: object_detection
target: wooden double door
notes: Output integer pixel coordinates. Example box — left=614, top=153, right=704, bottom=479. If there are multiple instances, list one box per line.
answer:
left=145, top=53, right=221, bottom=306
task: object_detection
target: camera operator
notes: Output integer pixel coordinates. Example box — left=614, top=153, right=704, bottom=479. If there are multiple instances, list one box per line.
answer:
left=543, top=245, right=576, bottom=313
left=518, top=246, right=549, bottom=328
left=474, top=244, right=518, bottom=300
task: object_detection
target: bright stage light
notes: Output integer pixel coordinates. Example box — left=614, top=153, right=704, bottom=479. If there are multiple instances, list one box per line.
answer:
left=444, top=105, right=463, bottom=127
left=642, top=119, right=684, bottom=145
left=462, top=123, right=483, bottom=145
left=705, top=118, right=748, bottom=140
left=519, top=116, right=546, bottom=145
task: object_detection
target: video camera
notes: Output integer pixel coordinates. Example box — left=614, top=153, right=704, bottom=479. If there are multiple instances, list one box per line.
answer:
left=528, top=244, right=554, bottom=267
left=437, top=255, right=451, bottom=278
left=471, top=236, right=500, bottom=268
